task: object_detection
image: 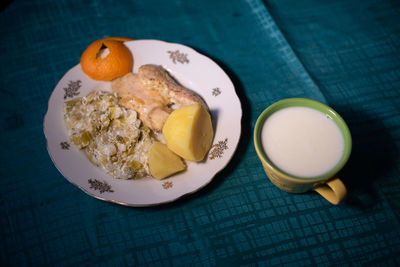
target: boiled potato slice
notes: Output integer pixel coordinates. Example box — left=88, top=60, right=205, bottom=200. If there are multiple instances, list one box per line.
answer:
left=162, top=104, right=213, bottom=161
left=148, top=142, right=186, bottom=179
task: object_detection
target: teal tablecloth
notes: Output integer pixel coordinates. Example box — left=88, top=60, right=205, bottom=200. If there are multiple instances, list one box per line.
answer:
left=1, top=0, right=399, bottom=265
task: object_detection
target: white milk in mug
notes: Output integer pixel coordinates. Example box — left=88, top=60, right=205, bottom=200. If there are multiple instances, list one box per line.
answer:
left=261, top=106, right=345, bottom=178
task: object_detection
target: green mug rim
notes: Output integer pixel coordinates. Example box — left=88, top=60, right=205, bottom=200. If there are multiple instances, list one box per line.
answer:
left=254, top=98, right=352, bottom=182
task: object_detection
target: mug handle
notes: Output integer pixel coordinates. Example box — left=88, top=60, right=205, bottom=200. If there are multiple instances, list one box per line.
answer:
left=314, top=178, right=347, bottom=205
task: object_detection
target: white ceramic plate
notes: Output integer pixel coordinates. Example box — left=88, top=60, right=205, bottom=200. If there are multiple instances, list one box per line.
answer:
left=44, top=39, right=242, bottom=206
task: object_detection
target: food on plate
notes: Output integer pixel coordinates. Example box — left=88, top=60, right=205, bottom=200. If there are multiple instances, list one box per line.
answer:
left=112, top=64, right=207, bottom=131
left=162, top=103, right=214, bottom=161
left=67, top=46, right=214, bottom=180
left=148, top=142, right=186, bottom=179
left=111, top=72, right=170, bottom=131
left=64, top=90, right=154, bottom=179
left=80, top=37, right=134, bottom=81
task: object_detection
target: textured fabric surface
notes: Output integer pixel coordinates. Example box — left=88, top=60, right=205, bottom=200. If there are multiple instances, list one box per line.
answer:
left=1, top=0, right=399, bottom=265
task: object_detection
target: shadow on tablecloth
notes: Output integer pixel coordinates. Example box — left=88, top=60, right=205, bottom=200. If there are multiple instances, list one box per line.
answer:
left=335, top=106, right=398, bottom=210
left=0, top=0, right=13, bottom=12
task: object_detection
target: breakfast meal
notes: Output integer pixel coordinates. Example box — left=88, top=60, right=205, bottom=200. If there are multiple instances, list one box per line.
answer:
left=63, top=38, right=214, bottom=180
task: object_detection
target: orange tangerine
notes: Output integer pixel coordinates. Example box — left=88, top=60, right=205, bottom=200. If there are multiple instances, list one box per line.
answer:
left=80, top=37, right=134, bottom=81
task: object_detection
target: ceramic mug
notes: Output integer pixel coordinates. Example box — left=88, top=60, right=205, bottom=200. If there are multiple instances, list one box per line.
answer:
left=254, top=98, right=352, bottom=205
